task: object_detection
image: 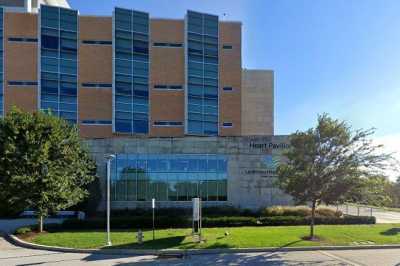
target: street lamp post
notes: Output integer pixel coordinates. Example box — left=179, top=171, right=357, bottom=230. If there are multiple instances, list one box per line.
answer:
left=105, top=154, right=115, bottom=246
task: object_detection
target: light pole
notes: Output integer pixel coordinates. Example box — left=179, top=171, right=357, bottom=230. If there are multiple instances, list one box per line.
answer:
left=105, top=154, right=115, bottom=246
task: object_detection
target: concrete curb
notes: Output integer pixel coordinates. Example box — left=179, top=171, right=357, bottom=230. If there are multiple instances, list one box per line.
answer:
left=5, top=233, right=400, bottom=256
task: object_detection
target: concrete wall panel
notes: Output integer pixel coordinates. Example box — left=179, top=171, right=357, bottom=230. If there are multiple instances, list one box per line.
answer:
left=241, top=69, right=274, bottom=135
left=85, top=136, right=292, bottom=211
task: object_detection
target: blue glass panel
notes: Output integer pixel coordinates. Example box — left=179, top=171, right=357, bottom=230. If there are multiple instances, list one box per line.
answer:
left=41, top=57, right=58, bottom=72
left=60, top=9, right=78, bottom=31
left=41, top=101, right=58, bottom=111
left=41, top=6, right=59, bottom=28
left=111, top=153, right=228, bottom=202
left=186, top=11, right=219, bottom=135
left=60, top=59, right=77, bottom=74
left=115, top=119, right=132, bottom=133
left=60, top=82, right=77, bottom=96
left=115, top=102, right=132, bottom=112
left=115, top=8, right=132, bottom=31
left=115, top=111, right=132, bottom=120
left=115, top=59, right=132, bottom=74
left=218, top=158, right=228, bottom=173
left=133, top=120, right=148, bottom=133
left=188, top=120, right=202, bottom=134
left=115, top=84, right=132, bottom=95
left=41, top=94, right=57, bottom=102
left=41, top=34, right=59, bottom=50
left=40, top=5, right=77, bottom=123
left=114, top=7, right=149, bottom=134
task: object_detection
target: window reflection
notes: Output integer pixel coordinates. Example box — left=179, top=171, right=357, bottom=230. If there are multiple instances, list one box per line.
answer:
left=111, top=154, right=228, bottom=201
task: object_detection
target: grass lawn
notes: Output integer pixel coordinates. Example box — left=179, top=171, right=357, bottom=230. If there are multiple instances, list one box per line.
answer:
left=27, top=224, right=400, bottom=250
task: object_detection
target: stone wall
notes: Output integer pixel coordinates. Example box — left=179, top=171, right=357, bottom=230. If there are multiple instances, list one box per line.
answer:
left=241, top=69, right=274, bottom=136
left=84, top=135, right=292, bottom=211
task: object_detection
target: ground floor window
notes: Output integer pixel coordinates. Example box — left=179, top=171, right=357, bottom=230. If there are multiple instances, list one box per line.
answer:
left=111, top=154, right=228, bottom=201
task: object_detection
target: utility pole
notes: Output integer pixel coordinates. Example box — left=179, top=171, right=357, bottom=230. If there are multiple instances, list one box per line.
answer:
left=105, top=154, right=115, bottom=246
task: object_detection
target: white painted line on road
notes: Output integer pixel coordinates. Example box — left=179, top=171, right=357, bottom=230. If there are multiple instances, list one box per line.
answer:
left=319, top=250, right=364, bottom=266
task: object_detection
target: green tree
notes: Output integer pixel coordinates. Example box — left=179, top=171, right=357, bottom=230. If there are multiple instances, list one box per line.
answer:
left=348, top=175, right=394, bottom=207
left=390, top=177, right=400, bottom=208
left=0, top=108, right=96, bottom=232
left=277, top=114, right=395, bottom=239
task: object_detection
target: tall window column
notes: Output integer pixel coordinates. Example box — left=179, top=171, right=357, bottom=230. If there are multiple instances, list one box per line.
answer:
left=39, top=5, right=78, bottom=123
left=113, top=7, right=149, bottom=134
left=186, top=11, right=219, bottom=136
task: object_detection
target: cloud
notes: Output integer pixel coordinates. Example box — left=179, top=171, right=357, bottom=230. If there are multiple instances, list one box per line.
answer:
left=373, top=133, right=400, bottom=181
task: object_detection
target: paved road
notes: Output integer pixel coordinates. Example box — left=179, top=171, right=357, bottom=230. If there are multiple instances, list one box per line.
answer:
left=337, top=205, right=400, bottom=224
left=1, top=235, right=400, bottom=266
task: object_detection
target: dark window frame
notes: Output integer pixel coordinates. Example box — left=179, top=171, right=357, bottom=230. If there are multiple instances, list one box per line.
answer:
left=154, top=84, right=183, bottom=90
left=82, top=40, right=112, bottom=45
left=153, top=121, right=184, bottom=127
left=81, top=83, right=112, bottom=88
left=8, top=80, right=38, bottom=86
left=223, top=87, right=233, bottom=92
left=222, top=122, right=233, bottom=127
left=81, top=120, right=112, bottom=125
left=153, top=42, right=183, bottom=48
left=8, top=37, right=38, bottom=43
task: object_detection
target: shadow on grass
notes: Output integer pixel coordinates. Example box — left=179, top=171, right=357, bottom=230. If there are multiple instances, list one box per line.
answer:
left=278, top=239, right=304, bottom=248
left=103, top=235, right=186, bottom=250
left=204, top=242, right=234, bottom=249
left=380, top=228, right=400, bottom=236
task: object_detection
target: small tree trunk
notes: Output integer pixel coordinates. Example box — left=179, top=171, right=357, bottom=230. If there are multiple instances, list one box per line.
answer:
left=310, top=200, right=316, bottom=239
left=38, top=215, right=43, bottom=233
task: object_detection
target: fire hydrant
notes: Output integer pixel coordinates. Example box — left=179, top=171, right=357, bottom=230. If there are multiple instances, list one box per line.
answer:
left=136, top=229, right=143, bottom=244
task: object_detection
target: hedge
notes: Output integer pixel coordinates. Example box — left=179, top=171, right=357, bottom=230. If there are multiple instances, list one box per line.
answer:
left=54, top=215, right=374, bottom=230
left=263, top=206, right=342, bottom=218
left=60, top=216, right=191, bottom=230
left=92, top=206, right=259, bottom=218
left=259, top=215, right=376, bottom=226
left=15, top=227, right=32, bottom=235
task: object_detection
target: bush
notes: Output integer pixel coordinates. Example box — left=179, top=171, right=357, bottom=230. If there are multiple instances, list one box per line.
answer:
left=263, top=206, right=311, bottom=217
left=57, top=214, right=374, bottom=230
left=61, top=215, right=191, bottom=230
left=315, top=207, right=342, bottom=218
left=259, top=215, right=375, bottom=226
left=203, top=216, right=258, bottom=227
left=341, top=215, right=376, bottom=224
left=15, top=227, right=32, bottom=235
left=263, top=206, right=342, bottom=218
left=92, top=206, right=258, bottom=218
left=202, top=206, right=259, bottom=217
left=260, top=216, right=307, bottom=226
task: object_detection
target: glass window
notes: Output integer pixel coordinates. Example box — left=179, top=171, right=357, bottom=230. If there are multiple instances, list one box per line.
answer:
left=41, top=57, right=58, bottom=72
left=41, top=31, right=59, bottom=50
left=186, top=11, right=219, bottom=136
left=168, top=179, right=178, bottom=201
left=114, top=7, right=149, bottom=134
left=115, top=59, right=132, bottom=75
left=40, top=5, right=77, bottom=123
left=111, top=154, right=228, bottom=202
left=115, top=119, right=132, bottom=133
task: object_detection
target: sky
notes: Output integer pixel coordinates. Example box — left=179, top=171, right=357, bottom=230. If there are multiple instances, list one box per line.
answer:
left=69, top=0, right=400, bottom=178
